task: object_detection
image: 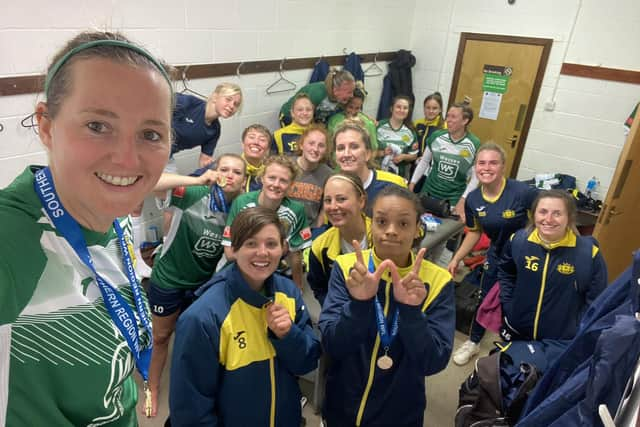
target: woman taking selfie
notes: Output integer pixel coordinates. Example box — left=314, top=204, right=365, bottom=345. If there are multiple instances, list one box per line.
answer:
left=0, top=31, right=172, bottom=425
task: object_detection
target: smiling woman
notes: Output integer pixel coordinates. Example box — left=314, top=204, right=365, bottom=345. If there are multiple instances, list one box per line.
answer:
left=169, top=207, right=320, bottom=426
left=0, top=31, right=173, bottom=426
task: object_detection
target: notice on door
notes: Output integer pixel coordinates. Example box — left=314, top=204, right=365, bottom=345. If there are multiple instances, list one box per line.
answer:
left=479, top=91, right=502, bottom=120
left=479, top=65, right=512, bottom=120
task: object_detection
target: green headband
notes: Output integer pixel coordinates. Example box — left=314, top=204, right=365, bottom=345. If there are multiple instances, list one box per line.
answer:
left=44, top=39, right=172, bottom=96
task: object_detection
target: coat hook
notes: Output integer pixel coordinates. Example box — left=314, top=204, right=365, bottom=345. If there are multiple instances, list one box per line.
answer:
left=236, top=62, right=244, bottom=77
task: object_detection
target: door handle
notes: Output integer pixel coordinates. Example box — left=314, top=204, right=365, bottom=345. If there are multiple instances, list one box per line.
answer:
left=609, top=207, right=622, bottom=216
left=506, top=134, right=518, bottom=148
left=603, top=206, right=623, bottom=225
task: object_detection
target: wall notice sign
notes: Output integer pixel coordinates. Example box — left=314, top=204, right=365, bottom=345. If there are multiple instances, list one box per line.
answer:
left=479, top=91, right=502, bottom=120
left=482, top=64, right=511, bottom=94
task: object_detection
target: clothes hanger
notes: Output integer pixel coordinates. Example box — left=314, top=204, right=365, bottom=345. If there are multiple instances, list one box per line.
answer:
left=20, top=112, right=38, bottom=135
left=364, top=52, right=383, bottom=77
left=266, top=58, right=297, bottom=94
left=180, top=66, right=207, bottom=99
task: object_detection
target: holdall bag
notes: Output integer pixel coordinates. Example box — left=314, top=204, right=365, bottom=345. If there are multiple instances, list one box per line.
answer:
left=419, top=193, right=451, bottom=218
left=455, top=266, right=483, bottom=334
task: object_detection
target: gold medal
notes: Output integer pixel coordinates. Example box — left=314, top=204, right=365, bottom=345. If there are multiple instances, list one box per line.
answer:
left=377, top=354, right=393, bottom=370
left=144, top=382, right=153, bottom=417
left=218, top=176, right=227, bottom=187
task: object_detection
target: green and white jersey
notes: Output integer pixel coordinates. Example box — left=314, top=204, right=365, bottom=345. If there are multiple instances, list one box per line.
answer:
left=222, top=191, right=312, bottom=252
left=0, top=167, right=151, bottom=427
left=151, top=185, right=226, bottom=290
left=376, top=119, right=418, bottom=178
left=421, top=129, right=481, bottom=204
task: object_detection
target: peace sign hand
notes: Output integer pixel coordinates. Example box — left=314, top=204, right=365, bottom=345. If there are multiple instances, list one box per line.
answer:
left=345, top=241, right=393, bottom=301
left=389, top=248, right=428, bottom=306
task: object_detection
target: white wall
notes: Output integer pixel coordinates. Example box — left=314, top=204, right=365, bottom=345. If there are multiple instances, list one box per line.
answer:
left=409, top=0, right=640, bottom=197
left=0, top=0, right=415, bottom=187
left=1, top=0, right=639, bottom=198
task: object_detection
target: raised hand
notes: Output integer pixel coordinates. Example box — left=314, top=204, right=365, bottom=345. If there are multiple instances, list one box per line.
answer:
left=198, top=169, right=219, bottom=186
left=346, top=241, right=393, bottom=301
left=266, top=303, right=292, bottom=339
left=389, top=248, right=428, bottom=306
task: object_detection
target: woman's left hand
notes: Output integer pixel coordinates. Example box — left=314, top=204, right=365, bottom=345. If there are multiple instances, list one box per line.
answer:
left=389, top=248, right=428, bottom=306
left=266, top=303, right=292, bottom=339
left=453, top=197, right=466, bottom=223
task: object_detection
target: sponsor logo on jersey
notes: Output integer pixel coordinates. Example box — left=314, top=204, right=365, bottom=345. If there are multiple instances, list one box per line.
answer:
left=502, top=209, right=516, bottom=219
left=557, top=262, right=575, bottom=275
left=437, top=157, right=460, bottom=180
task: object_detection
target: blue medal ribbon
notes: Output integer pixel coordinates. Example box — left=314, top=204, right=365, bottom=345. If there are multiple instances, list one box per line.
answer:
left=370, top=254, right=399, bottom=351
left=33, top=167, right=152, bottom=382
left=209, top=184, right=228, bottom=213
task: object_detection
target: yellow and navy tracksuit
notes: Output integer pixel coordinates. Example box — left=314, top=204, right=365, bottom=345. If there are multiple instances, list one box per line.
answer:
left=498, top=228, right=608, bottom=341
left=413, top=115, right=445, bottom=156
left=365, top=169, right=407, bottom=215
left=169, top=263, right=321, bottom=427
left=272, top=122, right=307, bottom=156
left=319, top=249, right=454, bottom=426
left=307, top=216, right=372, bottom=305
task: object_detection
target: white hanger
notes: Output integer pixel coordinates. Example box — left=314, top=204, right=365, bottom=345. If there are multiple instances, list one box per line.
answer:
left=266, top=58, right=297, bottom=94
left=364, top=53, right=383, bottom=77
left=180, top=66, right=207, bottom=99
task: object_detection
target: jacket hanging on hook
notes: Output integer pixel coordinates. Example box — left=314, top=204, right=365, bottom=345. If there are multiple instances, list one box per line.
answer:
left=377, top=49, right=416, bottom=121
left=309, top=59, right=330, bottom=83
left=344, top=52, right=364, bottom=82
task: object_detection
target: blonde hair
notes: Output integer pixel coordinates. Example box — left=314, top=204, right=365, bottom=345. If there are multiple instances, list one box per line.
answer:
left=210, top=82, right=243, bottom=111
left=476, top=142, right=506, bottom=165
left=325, top=69, right=355, bottom=102
left=260, top=155, right=299, bottom=182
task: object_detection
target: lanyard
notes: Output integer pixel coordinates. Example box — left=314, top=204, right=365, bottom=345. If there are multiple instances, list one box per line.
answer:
left=209, top=184, right=228, bottom=213
left=370, top=254, right=399, bottom=349
left=33, top=167, right=152, bottom=381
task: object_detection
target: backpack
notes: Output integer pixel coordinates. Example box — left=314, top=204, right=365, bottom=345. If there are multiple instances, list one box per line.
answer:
left=455, top=342, right=553, bottom=427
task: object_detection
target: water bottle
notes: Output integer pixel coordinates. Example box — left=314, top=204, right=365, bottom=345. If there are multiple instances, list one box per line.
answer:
left=585, top=176, right=598, bottom=197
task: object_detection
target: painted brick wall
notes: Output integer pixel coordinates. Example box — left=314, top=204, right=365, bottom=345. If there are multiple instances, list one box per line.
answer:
left=2, top=0, right=639, bottom=214
left=0, top=0, right=414, bottom=187
left=409, top=0, right=640, bottom=198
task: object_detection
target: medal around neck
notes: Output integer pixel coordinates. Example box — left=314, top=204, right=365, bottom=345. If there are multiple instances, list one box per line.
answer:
left=377, top=353, right=393, bottom=370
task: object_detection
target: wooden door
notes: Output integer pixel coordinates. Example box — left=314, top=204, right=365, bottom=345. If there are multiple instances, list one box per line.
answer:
left=449, top=33, right=552, bottom=177
left=593, top=108, right=640, bottom=280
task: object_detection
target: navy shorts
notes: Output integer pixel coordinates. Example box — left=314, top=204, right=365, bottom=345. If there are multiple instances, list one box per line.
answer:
left=147, top=280, right=196, bottom=317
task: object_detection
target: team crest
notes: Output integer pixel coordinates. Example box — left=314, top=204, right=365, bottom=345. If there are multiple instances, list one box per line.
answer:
left=459, top=149, right=471, bottom=158
left=223, top=226, right=231, bottom=239
left=557, top=262, right=575, bottom=275
left=300, top=227, right=312, bottom=241
left=502, top=210, right=516, bottom=219
left=402, top=135, right=410, bottom=142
